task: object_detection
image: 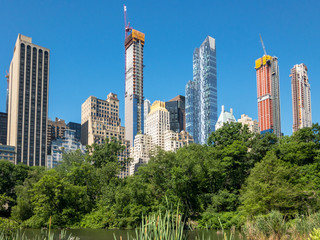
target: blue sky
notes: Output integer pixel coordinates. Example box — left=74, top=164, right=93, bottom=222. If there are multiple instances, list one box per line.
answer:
left=0, top=0, right=319, bottom=136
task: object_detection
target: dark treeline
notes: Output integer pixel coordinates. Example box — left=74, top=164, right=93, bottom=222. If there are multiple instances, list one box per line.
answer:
left=1, top=122, right=320, bottom=230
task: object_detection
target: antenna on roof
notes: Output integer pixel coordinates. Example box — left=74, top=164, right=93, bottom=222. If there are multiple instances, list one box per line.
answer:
left=259, top=34, right=267, bottom=56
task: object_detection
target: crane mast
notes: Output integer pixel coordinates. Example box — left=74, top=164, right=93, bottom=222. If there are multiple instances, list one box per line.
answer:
left=259, top=34, right=267, bottom=56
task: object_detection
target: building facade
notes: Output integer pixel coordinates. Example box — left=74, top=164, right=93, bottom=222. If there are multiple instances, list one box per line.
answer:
left=47, top=129, right=85, bottom=168
left=129, top=134, right=152, bottom=175
left=130, top=100, right=194, bottom=175
left=81, top=93, right=130, bottom=178
left=125, top=29, right=145, bottom=146
left=215, top=105, right=236, bottom=130
left=186, top=36, right=217, bottom=144
left=290, top=64, right=312, bottom=132
left=67, top=122, right=81, bottom=141
left=238, top=114, right=259, bottom=133
left=255, top=55, right=281, bottom=137
left=47, top=117, right=67, bottom=153
left=165, top=95, right=186, bottom=133
left=7, top=34, right=49, bottom=166
left=0, top=112, right=7, bottom=145
left=164, top=130, right=193, bottom=152
left=0, top=145, right=15, bottom=163
left=145, top=101, right=170, bottom=149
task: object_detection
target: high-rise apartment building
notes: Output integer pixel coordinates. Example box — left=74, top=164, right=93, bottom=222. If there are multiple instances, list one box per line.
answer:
left=129, top=134, right=152, bottom=175
left=47, top=117, right=67, bottom=153
left=165, top=95, right=186, bottom=133
left=186, top=36, right=217, bottom=144
left=81, top=93, right=130, bottom=177
left=0, top=112, right=7, bottom=145
left=238, top=114, right=259, bottom=134
left=47, top=129, right=85, bottom=169
left=215, top=105, right=236, bottom=130
left=130, top=100, right=193, bottom=175
left=290, top=64, right=312, bottom=132
left=145, top=101, right=170, bottom=148
left=7, top=34, right=49, bottom=166
left=125, top=29, right=145, bottom=146
left=255, top=55, right=281, bottom=137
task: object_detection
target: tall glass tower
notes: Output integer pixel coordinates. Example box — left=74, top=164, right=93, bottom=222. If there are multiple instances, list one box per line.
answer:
left=186, top=36, right=217, bottom=144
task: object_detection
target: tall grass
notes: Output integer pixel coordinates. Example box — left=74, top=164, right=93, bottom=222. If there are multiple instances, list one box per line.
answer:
left=242, top=211, right=320, bottom=240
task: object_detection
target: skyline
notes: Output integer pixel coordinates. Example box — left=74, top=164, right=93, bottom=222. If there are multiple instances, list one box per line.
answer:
left=1, top=0, right=320, bottom=136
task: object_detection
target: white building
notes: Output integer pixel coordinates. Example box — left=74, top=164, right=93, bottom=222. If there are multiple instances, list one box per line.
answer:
left=129, top=134, right=152, bottom=175
left=238, top=114, right=259, bottom=133
left=215, top=105, right=236, bottom=130
left=164, top=130, right=194, bottom=152
left=47, top=129, right=85, bottom=168
left=145, top=101, right=170, bottom=149
left=130, top=101, right=194, bottom=175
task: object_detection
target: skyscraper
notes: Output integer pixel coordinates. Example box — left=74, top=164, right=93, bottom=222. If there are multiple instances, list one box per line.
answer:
left=81, top=93, right=130, bottom=178
left=165, top=95, right=186, bottom=133
left=124, top=29, right=145, bottom=146
left=215, top=105, right=236, bottom=130
left=186, top=36, right=217, bottom=144
left=290, top=64, right=312, bottom=132
left=255, top=55, right=281, bottom=137
left=7, top=34, right=49, bottom=166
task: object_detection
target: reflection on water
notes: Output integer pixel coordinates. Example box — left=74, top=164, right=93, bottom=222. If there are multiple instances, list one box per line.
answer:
left=24, top=229, right=245, bottom=240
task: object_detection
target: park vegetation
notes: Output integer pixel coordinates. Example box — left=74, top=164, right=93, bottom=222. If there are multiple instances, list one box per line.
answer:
left=1, top=123, right=320, bottom=239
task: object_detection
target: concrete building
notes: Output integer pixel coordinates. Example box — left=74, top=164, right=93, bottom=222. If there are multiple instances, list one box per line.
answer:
left=0, top=112, right=7, bottom=145
left=215, top=105, right=236, bottom=130
left=81, top=93, right=130, bottom=178
left=255, top=55, right=281, bottom=137
left=165, top=95, right=186, bottom=133
left=164, top=130, right=193, bottom=152
left=47, top=117, right=67, bottom=153
left=130, top=100, right=194, bottom=175
left=145, top=101, right=170, bottom=149
left=67, top=122, right=81, bottom=141
left=129, top=134, right=152, bottom=175
left=125, top=29, right=145, bottom=146
left=186, top=36, right=217, bottom=144
left=47, top=129, right=85, bottom=169
left=7, top=34, right=49, bottom=166
left=290, top=64, right=312, bottom=132
left=238, top=114, right=259, bottom=133
left=0, top=145, right=15, bottom=163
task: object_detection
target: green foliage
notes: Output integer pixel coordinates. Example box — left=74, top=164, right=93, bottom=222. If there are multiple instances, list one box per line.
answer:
left=309, top=228, right=320, bottom=240
left=1, top=121, right=320, bottom=237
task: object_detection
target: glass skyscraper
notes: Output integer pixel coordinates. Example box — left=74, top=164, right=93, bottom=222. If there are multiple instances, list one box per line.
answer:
left=186, top=36, right=217, bottom=144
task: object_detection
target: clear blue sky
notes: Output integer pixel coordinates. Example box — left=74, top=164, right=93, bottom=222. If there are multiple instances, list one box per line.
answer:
left=0, top=0, right=319, bottom=136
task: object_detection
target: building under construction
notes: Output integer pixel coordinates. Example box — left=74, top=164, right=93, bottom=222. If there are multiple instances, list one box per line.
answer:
left=255, top=55, right=281, bottom=137
left=124, top=5, right=145, bottom=146
left=290, top=63, right=312, bottom=132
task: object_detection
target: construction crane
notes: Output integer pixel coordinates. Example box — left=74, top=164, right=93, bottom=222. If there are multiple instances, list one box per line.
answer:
left=259, top=34, right=267, bottom=56
left=124, top=5, right=132, bottom=38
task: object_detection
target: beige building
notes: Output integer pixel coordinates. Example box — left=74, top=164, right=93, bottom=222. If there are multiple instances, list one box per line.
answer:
left=129, top=134, right=152, bottom=175
left=7, top=34, right=50, bottom=166
left=145, top=101, right=170, bottom=148
left=164, top=130, right=194, bottom=152
left=238, top=114, right=259, bottom=133
left=130, top=101, right=194, bottom=175
left=81, top=93, right=130, bottom=178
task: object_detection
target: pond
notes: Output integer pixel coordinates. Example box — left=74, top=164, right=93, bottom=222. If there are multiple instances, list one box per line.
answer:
left=24, top=229, right=245, bottom=240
